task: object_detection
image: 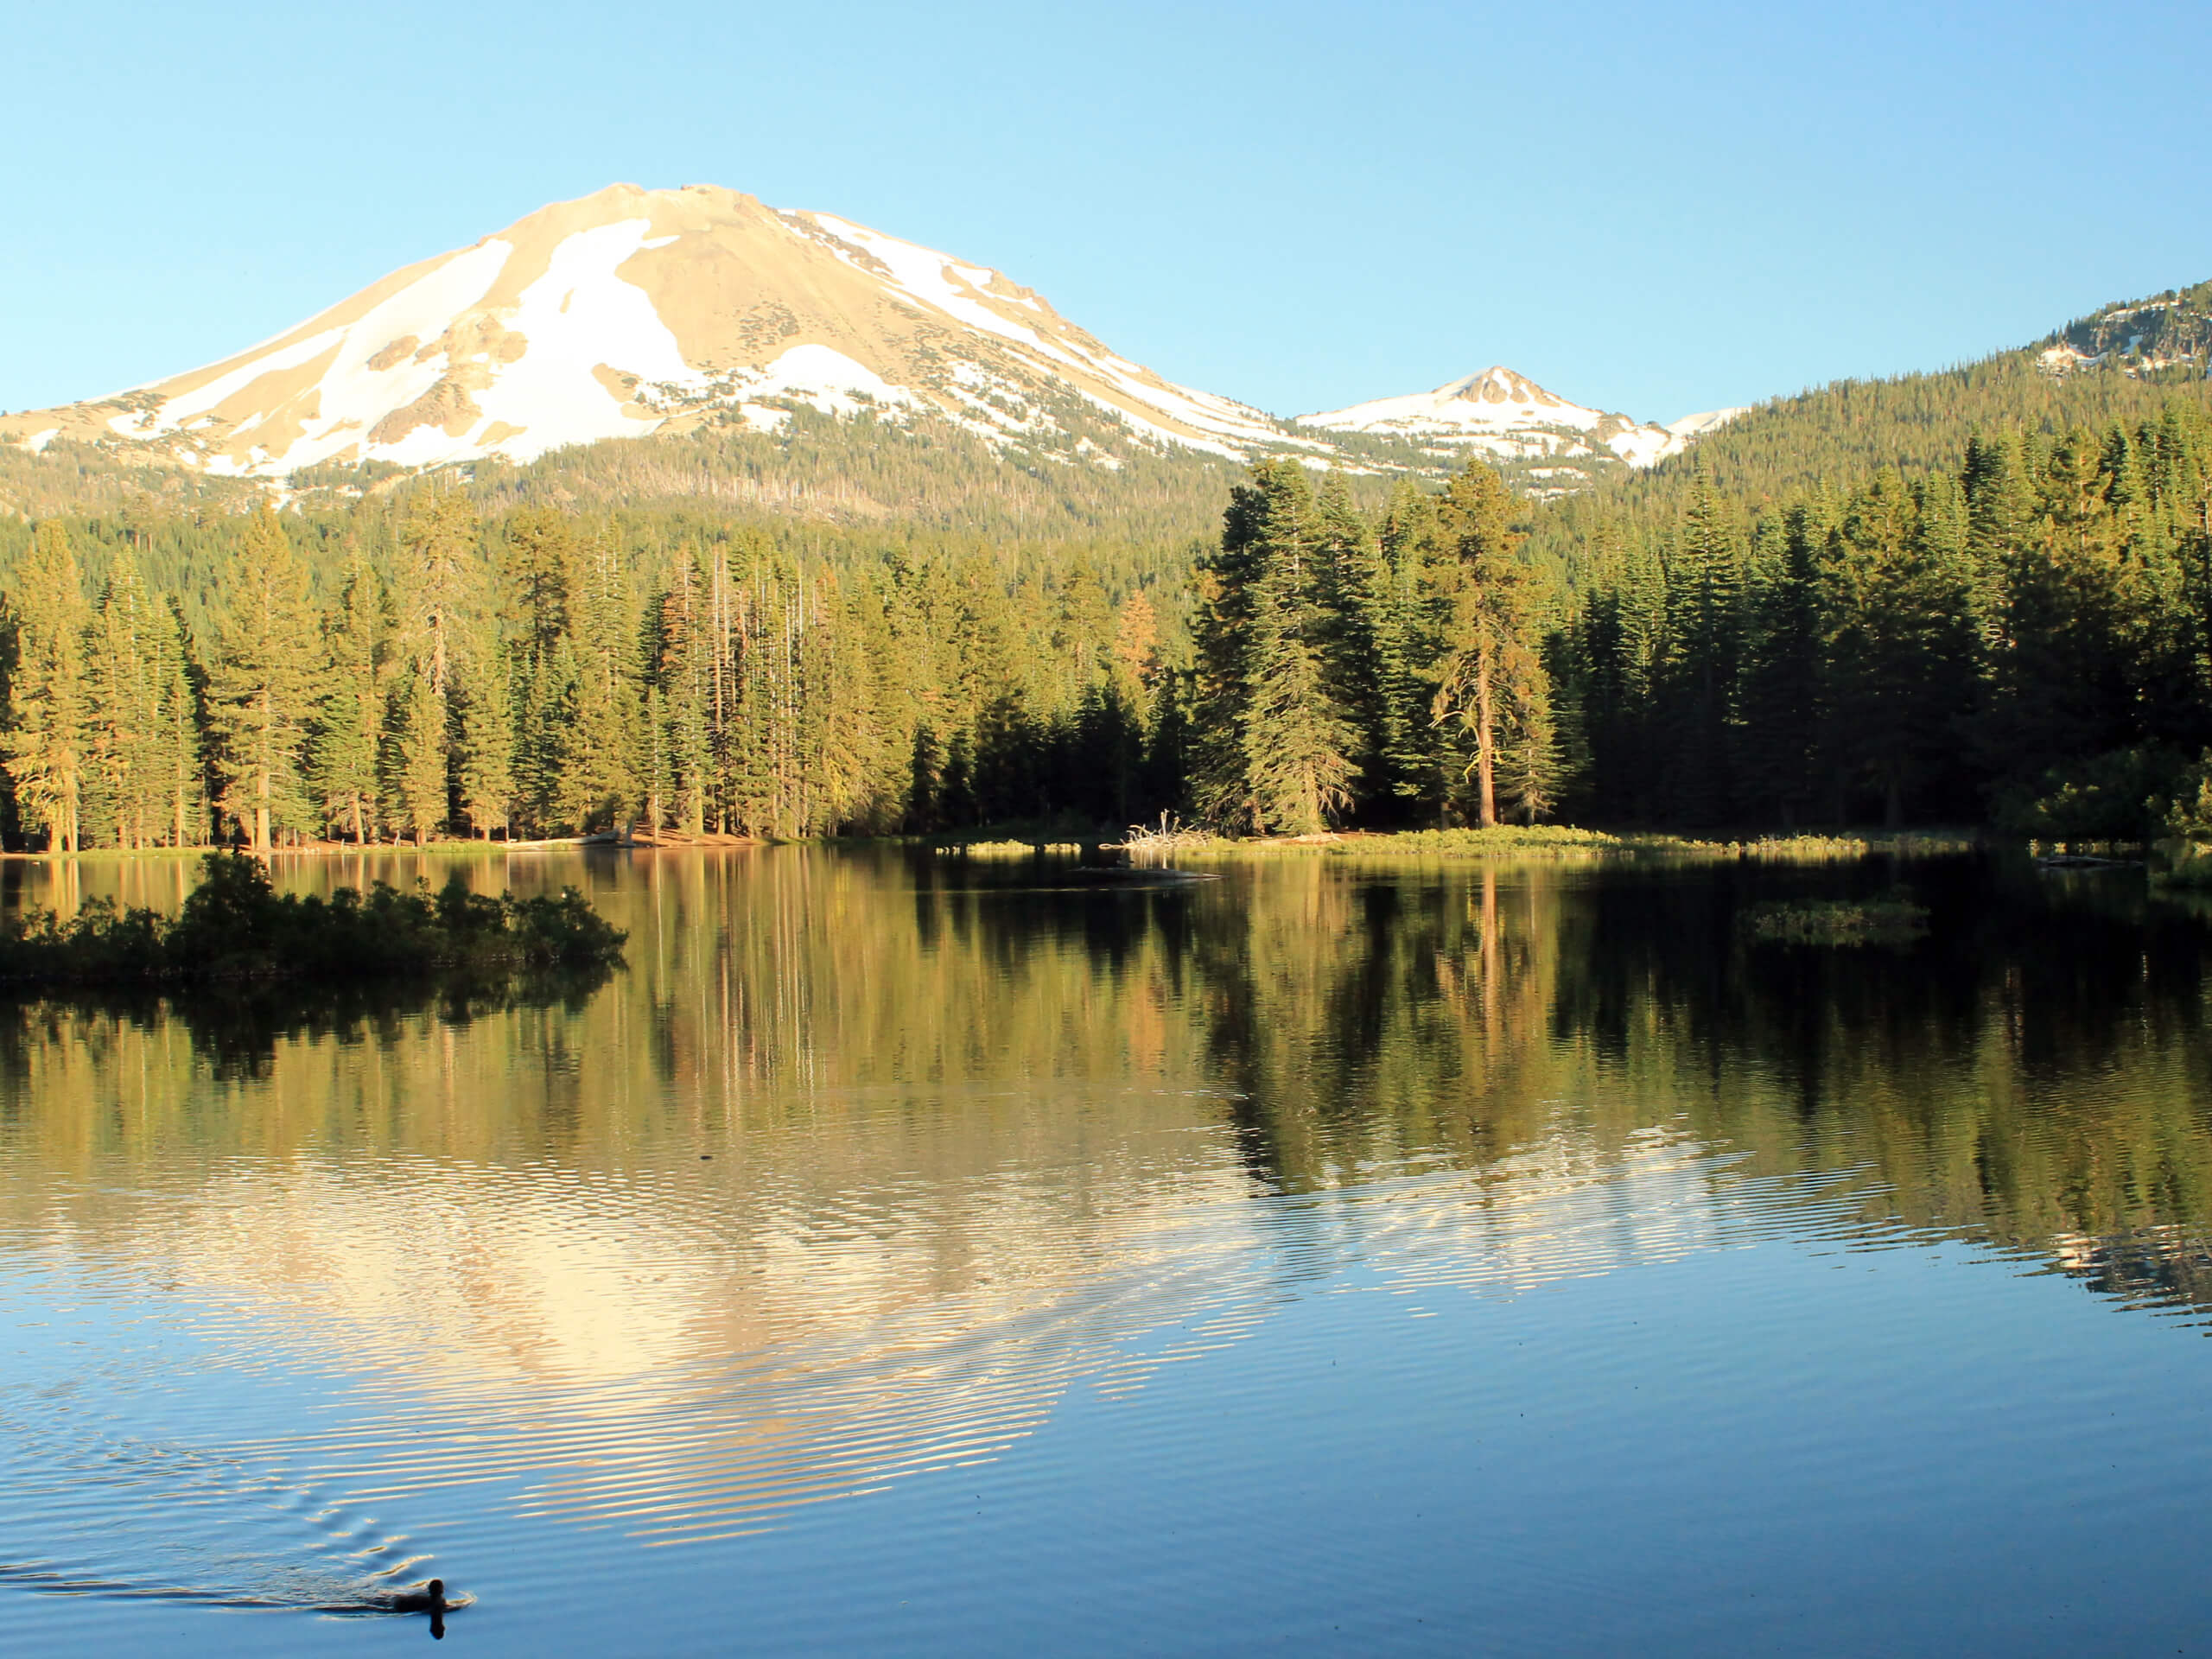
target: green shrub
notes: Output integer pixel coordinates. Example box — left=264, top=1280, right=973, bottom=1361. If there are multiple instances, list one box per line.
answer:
left=0, top=854, right=626, bottom=984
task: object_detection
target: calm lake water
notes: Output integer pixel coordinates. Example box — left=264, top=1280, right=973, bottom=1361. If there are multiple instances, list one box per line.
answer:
left=3, top=844, right=2211, bottom=1656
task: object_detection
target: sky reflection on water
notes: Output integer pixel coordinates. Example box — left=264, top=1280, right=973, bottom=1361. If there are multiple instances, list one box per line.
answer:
left=1, top=847, right=2209, bottom=1655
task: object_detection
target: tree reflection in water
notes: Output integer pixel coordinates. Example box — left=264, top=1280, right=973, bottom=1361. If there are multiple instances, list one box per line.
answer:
left=0, top=843, right=2207, bottom=1312
left=0, top=845, right=2209, bottom=1618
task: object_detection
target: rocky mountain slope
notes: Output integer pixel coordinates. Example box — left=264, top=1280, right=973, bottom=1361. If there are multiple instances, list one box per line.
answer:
left=2037, top=280, right=2212, bottom=377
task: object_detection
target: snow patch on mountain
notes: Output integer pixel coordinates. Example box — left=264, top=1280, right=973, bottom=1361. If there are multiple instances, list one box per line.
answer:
left=808, top=213, right=1041, bottom=352
left=762, top=206, right=1306, bottom=461
left=726, top=343, right=919, bottom=419
left=1663, top=407, right=1748, bottom=440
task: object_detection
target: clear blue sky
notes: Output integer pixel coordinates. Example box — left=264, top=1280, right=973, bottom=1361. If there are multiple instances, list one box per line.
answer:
left=5, top=1, right=2208, bottom=424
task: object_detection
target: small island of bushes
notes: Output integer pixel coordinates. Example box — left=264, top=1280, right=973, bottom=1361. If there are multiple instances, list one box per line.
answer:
left=0, top=854, right=626, bottom=984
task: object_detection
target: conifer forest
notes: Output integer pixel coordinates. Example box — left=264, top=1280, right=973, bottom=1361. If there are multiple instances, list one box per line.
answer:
left=2, top=395, right=2209, bottom=852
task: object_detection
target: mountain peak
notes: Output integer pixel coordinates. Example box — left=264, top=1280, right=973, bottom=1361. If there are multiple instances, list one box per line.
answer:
left=18, top=183, right=1304, bottom=480
left=1433, top=365, right=1560, bottom=405
left=1294, top=366, right=1695, bottom=474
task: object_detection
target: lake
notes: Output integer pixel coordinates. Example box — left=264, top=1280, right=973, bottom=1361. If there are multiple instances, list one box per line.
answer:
left=2, top=843, right=2209, bottom=1656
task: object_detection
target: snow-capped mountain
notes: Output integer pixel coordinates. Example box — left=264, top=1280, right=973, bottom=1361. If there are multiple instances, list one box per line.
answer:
left=8, top=185, right=1748, bottom=495
left=17, top=184, right=1317, bottom=479
left=1295, top=367, right=1740, bottom=472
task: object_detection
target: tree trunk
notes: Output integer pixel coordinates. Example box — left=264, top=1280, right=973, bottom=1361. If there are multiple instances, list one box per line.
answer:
left=1475, top=651, right=1497, bottom=829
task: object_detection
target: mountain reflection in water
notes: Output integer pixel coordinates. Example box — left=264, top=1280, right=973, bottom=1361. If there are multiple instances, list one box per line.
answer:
left=1, top=845, right=2209, bottom=1651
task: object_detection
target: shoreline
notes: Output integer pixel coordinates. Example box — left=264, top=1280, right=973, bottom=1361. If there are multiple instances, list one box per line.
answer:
left=0, top=830, right=766, bottom=861
left=1, top=825, right=2149, bottom=867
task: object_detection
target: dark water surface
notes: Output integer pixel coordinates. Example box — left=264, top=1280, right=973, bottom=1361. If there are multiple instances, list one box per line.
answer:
left=3, top=845, right=2210, bottom=1655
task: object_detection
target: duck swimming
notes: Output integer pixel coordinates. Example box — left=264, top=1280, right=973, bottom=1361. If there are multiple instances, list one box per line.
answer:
left=383, top=1578, right=454, bottom=1639
left=385, top=1577, right=447, bottom=1612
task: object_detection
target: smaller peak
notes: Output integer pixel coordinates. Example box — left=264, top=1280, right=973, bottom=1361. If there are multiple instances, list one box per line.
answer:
left=1436, top=365, right=1519, bottom=393
left=1435, top=366, right=1559, bottom=406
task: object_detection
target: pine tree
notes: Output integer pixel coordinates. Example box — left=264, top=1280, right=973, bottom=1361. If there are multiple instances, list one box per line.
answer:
left=3, top=521, right=91, bottom=852
left=1051, top=554, right=1113, bottom=698
left=1973, top=427, right=2136, bottom=807
left=391, top=664, right=448, bottom=843
left=1191, top=461, right=1359, bottom=833
left=803, top=575, right=887, bottom=832
left=650, top=554, right=714, bottom=836
left=315, top=554, right=390, bottom=844
left=560, top=529, right=641, bottom=832
left=156, top=601, right=204, bottom=848
left=1653, top=473, right=1745, bottom=824
left=208, top=508, right=321, bottom=851
left=1427, top=460, right=1549, bottom=828
left=397, top=490, right=480, bottom=700
left=499, top=508, right=579, bottom=836
left=392, top=490, right=480, bottom=836
left=1242, top=532, right=1358, bottom=832
left=1566, top=517, right=1669, bottom=822
left=1111, top=586, right=1162, bottom=709
left=84, top=545, right=170, bottom=849
left=1735, top=499, right=1831, bottom=826
left=1823, top=468, right=1980, bottom=826
left=456, top=620, right=517, bottom=838
left=94, top=549, right=201, bottom=849
left=1314, top=472, right=1413, bottom=817
left=1378, top=478, right=1446, bottom=814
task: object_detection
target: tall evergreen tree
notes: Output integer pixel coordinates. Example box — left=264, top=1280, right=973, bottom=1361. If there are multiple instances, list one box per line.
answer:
left=84, top=546, right=166, bottom=849
left=1736, top=499, right=1832, bottom=826
left=82, top=546, right=200, bottom=849
left=456, top=620, right=517, bottom=838
left=315, top=554, right=390, bottom=844
left=500, top=508, right=578, bottom=835
left=560, top=529, right=641, bottom=831
left=1192, top=461, right=1359, bottom=833
left=1653, top=474, right=1745, bottom=824
left=391, top=665, right=448, bottom=844
left=208, top=507, right=321, bottom=851
left=5, top=522, right=92, bottom=852
left=1427, top=460, right=1550, bottom=827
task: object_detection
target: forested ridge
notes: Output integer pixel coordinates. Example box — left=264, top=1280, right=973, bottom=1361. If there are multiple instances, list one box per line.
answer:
left=3, top=285, right=2209, bottom=850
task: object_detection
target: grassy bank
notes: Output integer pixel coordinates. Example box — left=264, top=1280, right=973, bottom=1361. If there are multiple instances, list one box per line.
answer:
left=1119, top=825, right=1982, bottom=862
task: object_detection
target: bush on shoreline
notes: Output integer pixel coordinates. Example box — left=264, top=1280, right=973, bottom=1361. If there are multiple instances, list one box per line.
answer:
left=0, top=855, right=626, bottom=984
